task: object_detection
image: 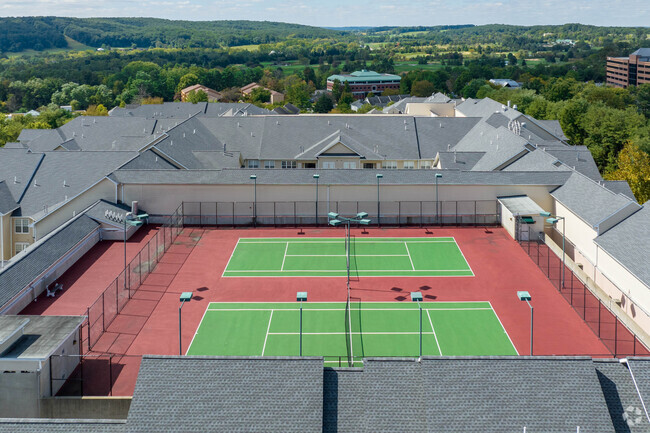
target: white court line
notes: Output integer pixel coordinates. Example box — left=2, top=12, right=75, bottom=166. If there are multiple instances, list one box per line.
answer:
left=284, top=254, right=410, bottom=257
left=261, top=310, right=274, bottom=356
left=269, top=332, right=436, bottom=335
left=206, top=307, right=493, bottom=312
left=238, top=240, right=457, bottom=244
left=404, top=242, right=415, bottom=271
left=488, top=301, right=519, bottom=355
left=280, top=242, right=289, bottom=271
left=453, top=238, right=475, bottom=277
left=222, top=268, right=473, bottom=273
left=426, top=309, right=443, bottom=356
left=186, top=305, right=211, bottom=355
left=220, top=238, right=241, bottom=277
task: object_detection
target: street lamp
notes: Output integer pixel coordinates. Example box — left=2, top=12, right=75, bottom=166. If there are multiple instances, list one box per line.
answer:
left=517, top=291, right=533, bottom=356
left=376, top=174, right=383, bottom=227
left=313, top=174, right=320, bottom=226
left=435, top=173, right=442, bottom=225
left=250, top=174, right=257, bottom=227
left=411, top=291, right=423, bottom=357
left=329, top=212, right=371, bottom=289
left=297, top=291, right=308, bottom=356
left=179, top=291, right=193, bottom=355
left=540, top=212, right=566, bottom=289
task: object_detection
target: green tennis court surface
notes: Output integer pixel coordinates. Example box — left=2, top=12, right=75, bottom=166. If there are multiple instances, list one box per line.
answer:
left=222, top=237, right=473, bottom=277
left=187, top=302, right=517, bottom=365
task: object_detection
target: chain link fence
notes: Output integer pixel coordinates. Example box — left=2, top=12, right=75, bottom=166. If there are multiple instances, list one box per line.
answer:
left=80, top=204, right=183, bottom=352
left=181, top=200, right=501, bottom=227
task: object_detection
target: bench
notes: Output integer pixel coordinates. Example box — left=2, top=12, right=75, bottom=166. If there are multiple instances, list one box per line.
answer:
left=46, top=283, right=63, bottom=297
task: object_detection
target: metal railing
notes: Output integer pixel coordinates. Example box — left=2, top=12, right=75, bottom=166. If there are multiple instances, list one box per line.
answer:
left=519, top=234, right=650, bottom=357
left=81, top=204, right=183, bottom=352
left=181, top=200, right=501, bottom=227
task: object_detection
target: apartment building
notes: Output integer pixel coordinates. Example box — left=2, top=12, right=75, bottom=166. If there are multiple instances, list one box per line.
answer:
left=327, top=70, right=401, bottom=99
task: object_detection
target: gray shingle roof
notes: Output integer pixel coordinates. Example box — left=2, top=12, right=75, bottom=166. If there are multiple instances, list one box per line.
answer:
left=626, top=358, right=650, bottom=424
left=19, top=151, right=137, bottom=219
left=421, top=357, right=614, bottom=433
left=0, top=181, right=19, bottom=215
left=119, top=150, right=178, bottom=170
left=323, top=368, right=366, bottom=433
left=603, top=181, right=635, bottom=200
left=416, top=117, right=481, bottom=158
left=108, top=102, right=271, bottom=119
left=551, top=172, right=640, bottom=229
left=84, top=199, right=136, bottom=228
left=594, top=203, right=650, bottom=288
left=0, top=419, right=125, bottom=433
left=502, top=147, right=571, bottom=173
left=437, top=151, right=485, bottom=170
left=456, top=98, right=521, bottom=120
left=545, top=146, right=602, bottom=181
left=0, top=149, right=44, bottom=203
left=126, top=356, right=323, bottom=433
left=110, top=168, right=572, bottom=186
left=0, top=215, right=99, bottom=312
left=455, top=125, right=530, bottom=171
left=594, top=359, right=650, bottom=433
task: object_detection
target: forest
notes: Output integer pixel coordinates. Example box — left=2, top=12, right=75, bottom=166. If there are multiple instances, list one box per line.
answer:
left=0, top=19, right=648, bottom=201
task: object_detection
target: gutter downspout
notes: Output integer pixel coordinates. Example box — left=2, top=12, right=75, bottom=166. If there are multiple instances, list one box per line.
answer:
left=1, top=214, right=3, bottom=268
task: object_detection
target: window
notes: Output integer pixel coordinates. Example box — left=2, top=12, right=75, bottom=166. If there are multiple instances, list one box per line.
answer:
left=363, top=163, right=375, bottom=169
left=322, top=161, right=336, bottom=169
left=264, top=161, right=275, bottom=169
left=420, top=160, right=432, bottom=169
left=15, top=242, right=30, bottom=254
left=247, top=160, right=259, bottom=169
left=382, top=161, right=397, bottom=169
left=14, top=218, right=29, bottom=234
left=303, top=162, right=316, bottom=169
left=403, top=161, right=415, bottom=169
left=343, top=161, right=357, bottom=169
left=281, top=161, right=297, bottom=169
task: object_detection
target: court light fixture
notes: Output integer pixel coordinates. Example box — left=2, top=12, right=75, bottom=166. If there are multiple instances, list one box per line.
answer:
left=179, top=291, right=193, bottom=355
left=359, top=219, right=371, bottom=225
left=357, top=212, right=368, bottom=219
left=329, top=219, right=342, bottom=226
left=517, top=291, right=533, bottom=356
left=328, top=212, right=339, bottom=219
left=539, top=211, right=551, bottom=217
left=410, top=292, right=423, bottom=302
left=296, top=292, right=308, bottom=302
left=546, top=217, right=559, bottom=224
left=249, top=174, right=257, bottom=180
left=313, top=174, right=320, bottom=179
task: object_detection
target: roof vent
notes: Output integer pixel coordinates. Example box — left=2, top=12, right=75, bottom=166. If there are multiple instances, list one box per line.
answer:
left=155, top=156, right=158, bottom=162
left=34, top=182, right=39, bottom=187
left=63, top=180, right=69, bottom=187
left=143, top=128, right=146, bottom=133
left=439, top=123, right=442, bottom=128
left=237, top=122, right=241, bottom=127
left=64, top=195, right=68, bottom=201
left=327, top=120, right=331, bottom=125
left=183, top=133, right=186, bottom=138
left=346, top=123, right=350, bottom=129
left=170, top=140, right=173, bottom=146
left=299, top=145, right=304, bottom=153
left=513, top=105, right=518, bottom=110
left=276, top=120, right=280, bottom=125
left=72, top=131, right=76, bottom=137
left=93, top=118, right=96, bottom=124
left=13, top=176, right=18, bottom=184
left=404, top=119, right=407, bottom=124
left=43, top=204, right=48, bottom=214
left=454, top=150, right=457, bottom=163
left=112, top=141, right=116, bottom=149
left=404, top=125, right=407, bottom=130
left=251, top=132, right=254, bottom=137
left=447, top=144, right=451, bottom=151
left=193, top=129, right=196, bottom=134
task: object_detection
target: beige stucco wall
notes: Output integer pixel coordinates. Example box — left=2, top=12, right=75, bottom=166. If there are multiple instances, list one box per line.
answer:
left=11, top=218, right=34, bottom=255
left=554, top=201, right=598, bottom=265
left=0, top=214, right=12, bottom=262
left=405, top=103, right=455, bottom=117
left=34, top=178, right=116, bottom=241
left=122, top=183, right=556, bottom=217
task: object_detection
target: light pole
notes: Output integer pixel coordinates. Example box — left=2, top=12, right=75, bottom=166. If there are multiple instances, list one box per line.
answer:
left=179, top=291, right=193, bottom=355
left=297, top=292, right=308, bottom=356
left=411, top=292, right=423, bottom=357
left=376, top=174, right=383, bottom=227
left=517, top=291, right=533, bottom=355
left=435, top=173, right=442, bottom=225
left=250, top=174, right=257, bottom=227
left=313, top=174, right=320, bottom=226
left=540, top=212, right=566, bottom=289
left=329, top=212, right=371, bottom=290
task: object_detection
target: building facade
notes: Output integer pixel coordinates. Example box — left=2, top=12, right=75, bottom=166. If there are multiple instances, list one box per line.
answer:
left=606, top=48, right=650, bottom=88
left=327, top=70, right=401, bottom=99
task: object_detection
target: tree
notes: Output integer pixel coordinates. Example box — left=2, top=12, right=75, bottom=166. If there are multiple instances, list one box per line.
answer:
left=507, top=53, right=517, bottom=66
left=410, top=80, right=435, bottom=97
left=302, top=67, right=316, bottom=85
left=461, top=79, right=486, bottom=99
left=176, top=73, right=200, bottom=94
left=331, top=79, right=342, bottom=102
left=605, top=142, right=650, bottom=203
left=186, top=89, right=208, bottom=103
left=85, top=104, right=108, bottom=116
left=248, top=87, right=271, bottom=104
left=313, top=94, right=334, bottom=113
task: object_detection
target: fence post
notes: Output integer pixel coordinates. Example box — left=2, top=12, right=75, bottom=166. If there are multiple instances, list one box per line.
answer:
left=419, top=201, right=422, bottom=227
left=139, top=251, right=142, bottom=286
left=294, top=202, right=297, bottom=227
left=115, top=280, right=118, bottom=314
left=232, top=203, right=235, bottom=228
left=101, top=293, right=105, bottom=331
left=109, top=355, right=113, bottom=397
left=583, top=282, right=586, bottom=319
left=614, top=321, right=618, bottom=356
left=215, top=202, right=218, bottom=228
left=598, top=302, right=601, bottom=337
left=199, top=202, right=202, bottom=227
left=273, top=202, right=276, bottom=227
left=49, top=355, right=53, bottom=397
left=86, top=307, right=91, bottom=350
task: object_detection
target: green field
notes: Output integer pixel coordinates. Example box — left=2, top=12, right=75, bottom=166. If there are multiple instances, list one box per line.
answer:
left=187, top=302, right=518, bottom=364
left=222, top=237, right=473, bottom=277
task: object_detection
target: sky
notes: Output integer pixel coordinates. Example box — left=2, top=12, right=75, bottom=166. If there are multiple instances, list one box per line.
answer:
left=0, top=0, right=649, bottom=28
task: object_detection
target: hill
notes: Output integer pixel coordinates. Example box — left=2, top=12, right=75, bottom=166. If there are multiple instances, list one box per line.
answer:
left=0, top=17, right=347, bottom=53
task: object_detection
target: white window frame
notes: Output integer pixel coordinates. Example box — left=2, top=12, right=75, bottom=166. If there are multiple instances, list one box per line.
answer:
left=382, top=161, right=397, bottom=169
left=14, top=218, right=29, bottom=234
left=247, top=160, right=259, bottom=169
left=343, top=161, right=357, bottom=169
left=322, top=161, right=336, bottom=169
left=403, top=161, right=415, bottom=169
left=15, top=242, right=30, bottom=254
left=420, top=160, right=432, bottom=169
left=281, top=161, right=297, bottom=169
left=264, top=161, right=275, bottom=169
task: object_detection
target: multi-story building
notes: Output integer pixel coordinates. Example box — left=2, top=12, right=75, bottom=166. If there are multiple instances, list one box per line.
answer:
left=606, top=48, right=650, bottom=88
left=327, top=70, right=401, bottom=99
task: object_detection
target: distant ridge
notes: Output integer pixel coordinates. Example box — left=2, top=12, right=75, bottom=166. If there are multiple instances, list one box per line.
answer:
left=0, top=17, right=347, bottom=53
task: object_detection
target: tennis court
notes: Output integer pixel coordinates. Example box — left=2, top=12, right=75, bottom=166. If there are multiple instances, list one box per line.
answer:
left=222, top=237, right=473, bottom=277
left=187, top=301, right=517, bottom=365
